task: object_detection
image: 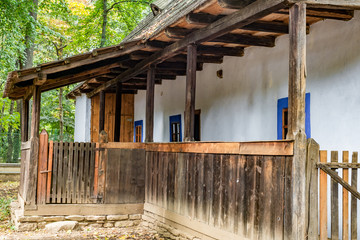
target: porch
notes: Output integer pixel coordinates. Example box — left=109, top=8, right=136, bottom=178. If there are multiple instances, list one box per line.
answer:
left=3, top=0, right=360, bottom=239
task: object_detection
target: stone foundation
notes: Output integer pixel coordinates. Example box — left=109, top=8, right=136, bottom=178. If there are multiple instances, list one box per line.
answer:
left=11, top=201, right=142, bottom=232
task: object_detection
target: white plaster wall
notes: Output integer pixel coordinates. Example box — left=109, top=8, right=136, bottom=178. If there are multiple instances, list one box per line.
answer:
left=74, top=94, right=91, bottom=142
left=134, top=12, right=360, bottom=238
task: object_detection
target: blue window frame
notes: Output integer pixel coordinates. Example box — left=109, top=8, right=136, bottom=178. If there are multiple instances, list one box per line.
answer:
left=277, top=93, right=311, bottom=140
left=134, top=120, right=143, bottom=142
left=169, top=114, right=182, bottom=142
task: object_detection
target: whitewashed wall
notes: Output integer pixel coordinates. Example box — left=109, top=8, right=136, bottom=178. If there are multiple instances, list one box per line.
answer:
left=135, top=12, right=360, bottom=151
left=134, top=12, right=360, bottom=238
left=74, top=94, right=91, bottom=142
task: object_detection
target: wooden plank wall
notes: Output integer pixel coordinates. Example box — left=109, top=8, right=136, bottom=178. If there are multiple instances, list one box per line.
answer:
left=48, top=142, right=97, bottom=204
left=91, top=93, right=134, bottom=142
left=319, top=150, right=359, bottom=240
left=145, top=144, right=292, bottom=239
left=19, top=141, right=31, bottom=200
left=104, top=148, right=145, bottom=204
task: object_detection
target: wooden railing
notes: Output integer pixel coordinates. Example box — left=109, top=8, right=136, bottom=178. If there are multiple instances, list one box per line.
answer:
left=143, top=141, right=296, bottom=240
left=318, top=150, right=359, bottom=240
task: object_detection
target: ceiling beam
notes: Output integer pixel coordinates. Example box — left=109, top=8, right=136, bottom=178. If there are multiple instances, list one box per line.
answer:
left=165, top=27, right=276, bottom=47
left=218, top=0, right=256, bottom=9
left=87, top=0, right=287, bottom=97
left=287, top=0, right=360, bottom=10
left=277, top=7, right=354, bottom=20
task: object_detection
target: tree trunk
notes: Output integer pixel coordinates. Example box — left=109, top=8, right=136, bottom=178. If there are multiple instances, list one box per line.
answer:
left=6, top=101, right=14, bottom=163
left=24, top=0, right=38, bottom=68
left=100, top=0, right=108, bottom=48
left=12, top=100, right=22, bottom=162
left=59, top=87, right=64, bottom=141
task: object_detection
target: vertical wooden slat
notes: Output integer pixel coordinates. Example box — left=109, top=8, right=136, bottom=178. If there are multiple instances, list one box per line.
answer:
left=56, top=142, right=63, bottom=204
left=46, top=141, right=53, bottom=203
left=235, top=155, right=246, bottom=236
left=259, top=156, right=273, bottom=239
left=212, top=154, right=222, bottom=228
left=114, top=82, right=122, bottom=142
left=37, top=130, right=49, bottom=205
left=94, top=142, right=99, bottom=199
left=162, top=152, right=168, bottom=209
left=244, top=155, right=257, bottom=239
left=145, top=67, right=155, bottom=142
left=196, top=154, right=205, bottom=222
left=61, top=142, right=69, bottom=203
left=78, top=142, right=85, bottom=203
left=72, top=142, right=79, bottom=203
left=99, top=91, right=105, bottom=132
left=89, top=143, right=96, bottom=202
left=342, top=151, right=349, bottom=240
left=98, top=132, right=108, bottom=203
left=66, top=143, right=74, bottom=203
left=331, top=151, right=339, bottom=240
left=319, top=150, right=328, bottom=240
left=351, top=152, right=358, bottom=240
left=273, top=156, right=286, bottom=239
left=51, top=142, right=58, bottom=203
left=84, top=143, right=90, bottom=202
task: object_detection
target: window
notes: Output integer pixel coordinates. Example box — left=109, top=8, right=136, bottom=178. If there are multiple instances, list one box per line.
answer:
left=169, top=114, right=182, bottom=142
left=134, top=120, right=143, bottom=142
left=277, top=93, right=310, bottom=140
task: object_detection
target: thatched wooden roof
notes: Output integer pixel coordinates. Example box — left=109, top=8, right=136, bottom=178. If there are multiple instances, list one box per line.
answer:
left=3, top=0, right=357, bottom=100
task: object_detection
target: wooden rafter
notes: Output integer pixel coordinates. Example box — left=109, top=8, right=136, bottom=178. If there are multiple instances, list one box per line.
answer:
left=87, top=0, right=288, bottom=97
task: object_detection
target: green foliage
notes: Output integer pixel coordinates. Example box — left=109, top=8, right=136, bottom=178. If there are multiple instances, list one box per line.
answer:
left=0, top=0, right=152, bottom=162
left=0, top=197, right=12, bottom=221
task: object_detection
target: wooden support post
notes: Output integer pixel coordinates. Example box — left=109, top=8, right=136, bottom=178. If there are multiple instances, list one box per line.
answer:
left=99, top=90, right=105, bottom=132
left=97, top=131, right=108, bottom=203
left=37, top=129, right=49, bottom=205
left=184, top=44, right=197, bottom=142
left=145, top=66, right=155, bottom=142
left=287, top=2, right=307, bottom=140
left=25, top=85, right=41, bottom=207
left=114, top=82, right=122, bottom=142
left=305, top=138, right=319, bottom=240
left=21, top=99, right=29, bottom=142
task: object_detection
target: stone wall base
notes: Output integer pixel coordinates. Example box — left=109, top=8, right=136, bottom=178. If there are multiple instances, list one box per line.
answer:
left=11, top=201, right=142, bottom=232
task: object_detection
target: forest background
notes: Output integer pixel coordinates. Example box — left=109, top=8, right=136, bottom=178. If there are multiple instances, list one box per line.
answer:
left=0, top=0, right=151, bottom=162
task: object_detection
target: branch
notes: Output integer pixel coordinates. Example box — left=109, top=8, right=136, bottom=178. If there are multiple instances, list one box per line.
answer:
left=106, top=0, right=151, bottom=13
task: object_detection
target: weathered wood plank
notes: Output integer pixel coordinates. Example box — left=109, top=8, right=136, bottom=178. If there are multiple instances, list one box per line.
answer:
left=100, top=142, right=145, bottom=149
left=114, top=82, right=122, bottom=142
left=21, top=99, right=29, bottom=142
left=37, top=130, right=48, bottom=205
left=146, top=141, right=294, bottom=155
left=351, top=152, right=358, bottom=240
left=51, top=142, right=58, bottom=203
left=331, top=151, right=339, bottom=240
left=342, top=151, right=349, bottom=240
left=46, top=141, right=53, bottom=204
left=89, top=143, right=96, bottom=203
left=317, top=162, right=360, bottom=168
left=62, top=142, right=69, bottom=203
left=57, top=142, right=64, bottom=204
left=78, top=142, right=85, bottom=203
left=84, top=143, right=90, bottom=202
left=319, top=150, right=328, bottom=240
left=99, top=91, right=105, bottom=132
left=72, top=142, right=79, bottom=203
left=67, top=143, right=74, bottom=204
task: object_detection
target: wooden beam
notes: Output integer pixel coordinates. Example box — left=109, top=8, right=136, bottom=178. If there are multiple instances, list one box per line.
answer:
left=16, top=44, right=144, bottom=83
left=287, top=0, right=360, bottom=10
left=145, top=67, right=155, bottom=143
left=114, top=82, right=122, bottom=142
left=186, top=13, right=294, bottom=34
left=21, top=99, right=29, bottom=142
left=317, top=162, right=360, bottom=168
left=33, top=73, right=47, bottom=86
left=184, top=44, right=197, bottom=142
left=99, top=91, right=105, bottom=132
left=31, top=86, right=41, bottom=139
left=24, top=86, right=34, bottom=101
left=218, top=0, right=256, bottom=9
left=87, top=0, right=287, bottom=97
left=287, top=2, right=307, bottom=139
left=165, top=27, right=276, bottom=47
left=277, top=7, right=354, bottom=20
left=318, top=162, right=360, bottom=200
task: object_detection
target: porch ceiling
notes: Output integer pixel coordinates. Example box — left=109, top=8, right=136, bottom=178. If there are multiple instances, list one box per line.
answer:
left=2, top=0, right=358, bottom=100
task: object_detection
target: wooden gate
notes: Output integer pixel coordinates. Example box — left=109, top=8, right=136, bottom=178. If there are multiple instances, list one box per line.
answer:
left=317, top=150, right=359, bottom=240
left=37, top=130, right=99, bottom=204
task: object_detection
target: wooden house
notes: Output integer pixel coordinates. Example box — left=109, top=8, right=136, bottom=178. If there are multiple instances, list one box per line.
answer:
left=3, top=0, right=360, bottom=239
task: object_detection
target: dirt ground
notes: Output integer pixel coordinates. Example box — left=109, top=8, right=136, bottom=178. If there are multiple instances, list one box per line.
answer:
left=0, top=181, right=165, bottom=240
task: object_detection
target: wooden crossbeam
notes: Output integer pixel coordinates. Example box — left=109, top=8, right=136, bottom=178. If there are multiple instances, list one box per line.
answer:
left=318, top=163, right=360, bottom=200
left=277, top=7, right=353, bottom=20
left=287, top=0, right=360, bottom=10
left=187, top=13, right=291, bottom=34
left=317, top=162, right=360, bottom=168
left=166, top=27, right=276, bottom=47
left=218, top=0, right=256, bottom=9
left=87, top=0, right=287, bottom=97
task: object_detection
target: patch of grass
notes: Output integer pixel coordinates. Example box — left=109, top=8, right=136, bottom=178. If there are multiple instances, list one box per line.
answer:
left=0, top=197, right=12, bottom=221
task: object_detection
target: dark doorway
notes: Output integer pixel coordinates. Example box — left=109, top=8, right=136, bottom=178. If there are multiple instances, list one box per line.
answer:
left=194, top=109, right=201, bottom=141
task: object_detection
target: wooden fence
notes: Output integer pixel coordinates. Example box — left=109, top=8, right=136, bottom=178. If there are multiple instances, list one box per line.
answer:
left=143, top=141, right=298, bottom=240
left=317, top=150, right=359, bottom=240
